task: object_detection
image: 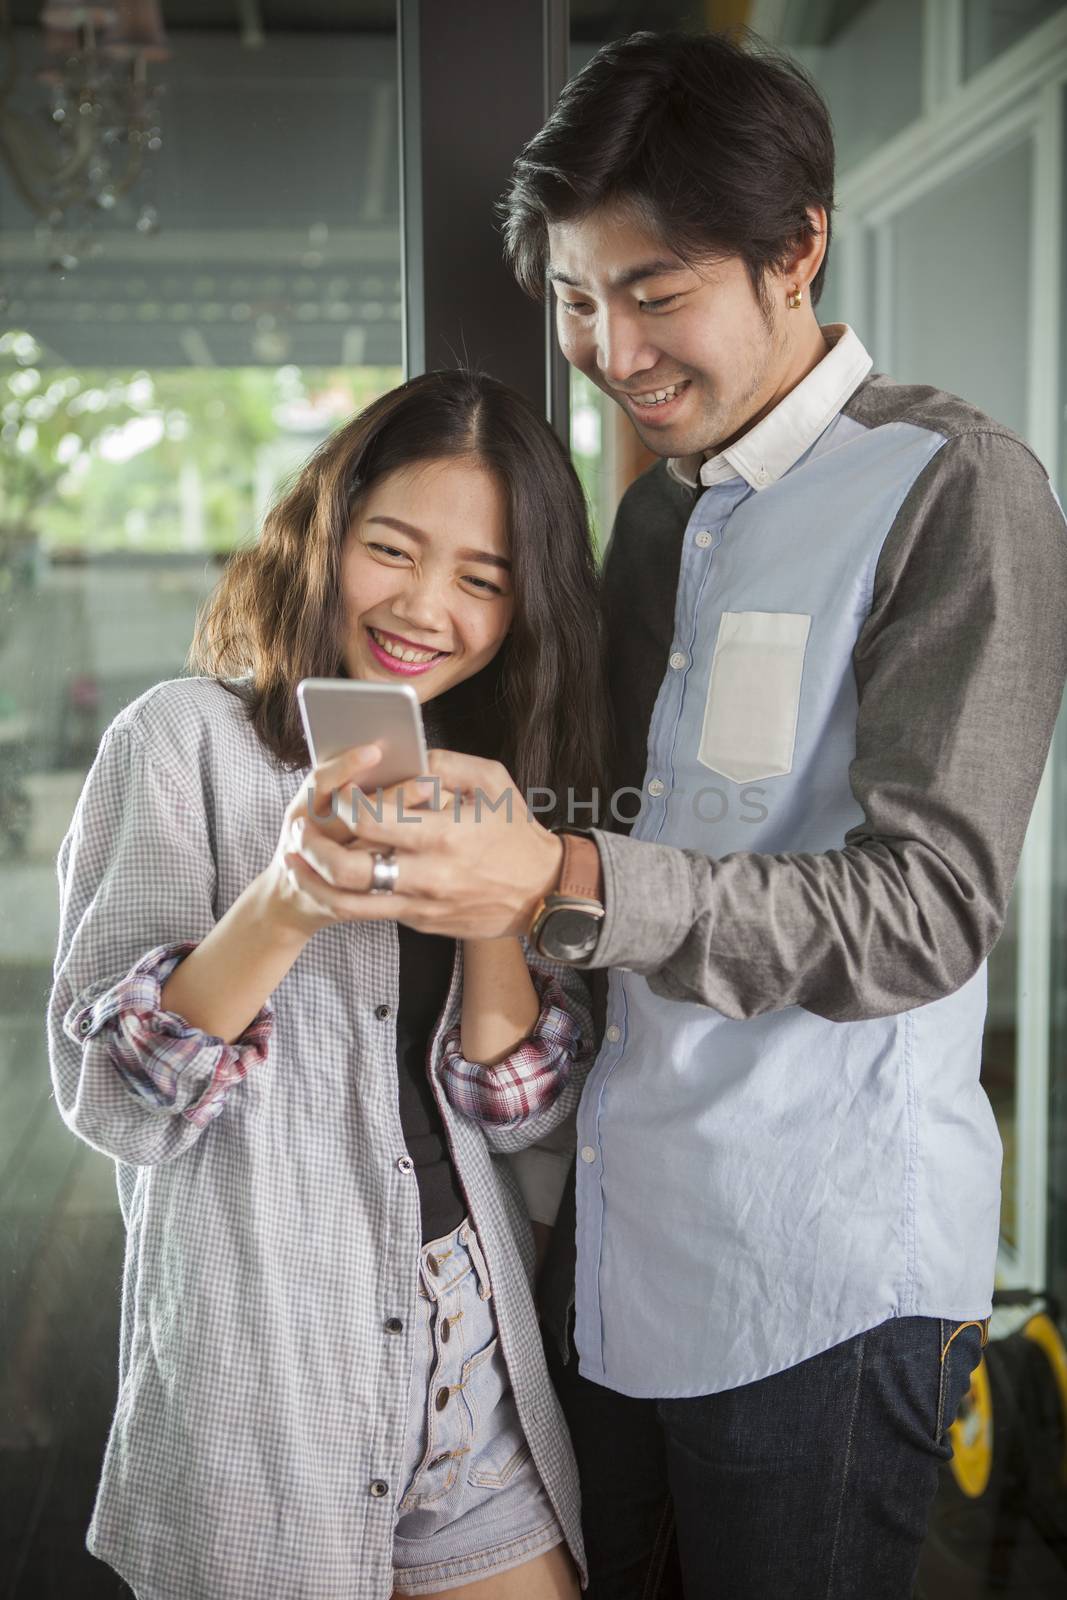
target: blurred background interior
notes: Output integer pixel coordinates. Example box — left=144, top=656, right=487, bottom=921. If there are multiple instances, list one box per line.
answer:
left=1, top=1, right=1065, bottom=1594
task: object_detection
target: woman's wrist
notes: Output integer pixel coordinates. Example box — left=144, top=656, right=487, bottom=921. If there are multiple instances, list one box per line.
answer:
left=460, top=935, right=540, bottom=1063
left=254, top=860, right=328, bottom=944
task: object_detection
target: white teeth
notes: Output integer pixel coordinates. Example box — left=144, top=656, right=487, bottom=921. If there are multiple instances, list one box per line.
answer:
left=632, top=383, right=681, bottom=407
left=370, top=628, right=441, bottom=664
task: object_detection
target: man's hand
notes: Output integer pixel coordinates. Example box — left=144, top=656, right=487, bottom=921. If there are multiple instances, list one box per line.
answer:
left=287, top=748, right=565, bottom=940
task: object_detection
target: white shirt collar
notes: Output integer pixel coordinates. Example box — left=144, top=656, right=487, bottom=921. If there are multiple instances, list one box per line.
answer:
left=666, top=324, right=873, bottom=493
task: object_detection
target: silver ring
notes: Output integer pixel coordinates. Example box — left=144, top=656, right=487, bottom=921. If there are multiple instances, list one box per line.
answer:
left=369, top=849, right=399, bottom=894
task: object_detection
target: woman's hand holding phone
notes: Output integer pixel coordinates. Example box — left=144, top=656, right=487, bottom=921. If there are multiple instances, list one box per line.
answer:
left=264, top=743, right=393, bottom=936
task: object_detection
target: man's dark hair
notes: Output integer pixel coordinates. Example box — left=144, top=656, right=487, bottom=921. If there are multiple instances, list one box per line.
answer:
left=502, top=29, right=836, bottom=307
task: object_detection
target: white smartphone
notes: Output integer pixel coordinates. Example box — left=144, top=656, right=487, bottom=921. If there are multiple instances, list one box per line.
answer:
left=296, top=679, right=429, bottom=789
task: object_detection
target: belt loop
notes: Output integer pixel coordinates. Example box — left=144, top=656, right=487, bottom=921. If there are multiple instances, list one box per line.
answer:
left=461, top=1219, right=493, bottom=1301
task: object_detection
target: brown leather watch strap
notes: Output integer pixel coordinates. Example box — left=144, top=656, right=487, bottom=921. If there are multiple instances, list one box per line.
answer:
left=558, top=832, right=604, bottom=904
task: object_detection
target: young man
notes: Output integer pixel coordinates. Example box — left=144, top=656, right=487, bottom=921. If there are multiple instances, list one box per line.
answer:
left=293, top=30, right=1067, bottom=1599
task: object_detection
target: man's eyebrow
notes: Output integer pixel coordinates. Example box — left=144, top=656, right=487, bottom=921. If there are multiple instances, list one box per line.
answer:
left=365, top=515, right=511, bottom=572
left=547, top=258, right=687, bottom=291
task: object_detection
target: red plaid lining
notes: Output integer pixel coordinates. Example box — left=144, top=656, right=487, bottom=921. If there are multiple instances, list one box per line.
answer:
left=438, top=974, right=582, bottom=1129
left=70, top=941, right=273, bottom=1129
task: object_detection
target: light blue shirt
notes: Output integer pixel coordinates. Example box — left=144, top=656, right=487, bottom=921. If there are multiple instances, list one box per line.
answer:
left=574, top=329, right=1003, bottom=1398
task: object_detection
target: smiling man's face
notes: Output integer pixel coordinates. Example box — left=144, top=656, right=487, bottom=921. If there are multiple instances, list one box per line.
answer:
left=548, top=202, right=792, bottom=461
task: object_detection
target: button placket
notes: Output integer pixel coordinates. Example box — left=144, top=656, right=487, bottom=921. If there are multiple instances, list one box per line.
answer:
left=644, top=516, right=710, bottom=822
left=420, top=1277, right=468, bottom=1503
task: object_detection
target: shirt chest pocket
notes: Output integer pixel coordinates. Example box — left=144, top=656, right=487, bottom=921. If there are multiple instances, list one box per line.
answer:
left=697, top=610, right=812, bottom=784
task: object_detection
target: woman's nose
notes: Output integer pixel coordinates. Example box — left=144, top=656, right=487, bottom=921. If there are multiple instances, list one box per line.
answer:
left=390, top=576, right=450, bottom=635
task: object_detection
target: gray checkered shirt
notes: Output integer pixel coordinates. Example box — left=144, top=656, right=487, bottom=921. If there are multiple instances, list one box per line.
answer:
left=47, top=677, right=591, bottom=1600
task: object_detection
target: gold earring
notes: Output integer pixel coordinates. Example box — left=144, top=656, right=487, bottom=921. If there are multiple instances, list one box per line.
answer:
left=786, top=285, right=803, bottom=310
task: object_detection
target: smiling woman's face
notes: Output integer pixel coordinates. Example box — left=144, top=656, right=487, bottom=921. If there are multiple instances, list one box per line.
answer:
left=340, top=456, right=515, bottom=703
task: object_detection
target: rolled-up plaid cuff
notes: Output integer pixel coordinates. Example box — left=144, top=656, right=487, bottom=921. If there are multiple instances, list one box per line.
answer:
left=66, top=941, right=273, bottom=1129
left=439, top=973, right=582, bottom=1130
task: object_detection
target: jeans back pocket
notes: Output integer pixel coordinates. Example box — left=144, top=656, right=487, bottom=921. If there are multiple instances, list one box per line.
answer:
left=698, top=610, right=811, bottom=784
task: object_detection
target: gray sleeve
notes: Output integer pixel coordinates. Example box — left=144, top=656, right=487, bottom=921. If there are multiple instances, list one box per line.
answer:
left=48, top=718, right=227, bottom=1163
left=585, top=431, right=1067, bottom=1022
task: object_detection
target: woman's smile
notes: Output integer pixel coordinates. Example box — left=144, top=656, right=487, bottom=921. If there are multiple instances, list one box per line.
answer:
left=365, top=624, right=452, bottom=676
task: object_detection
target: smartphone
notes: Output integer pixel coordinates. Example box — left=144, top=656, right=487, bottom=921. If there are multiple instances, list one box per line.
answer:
left=296, top=679, right=429, bottom=789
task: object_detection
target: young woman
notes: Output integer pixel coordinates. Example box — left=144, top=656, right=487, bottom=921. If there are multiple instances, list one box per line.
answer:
left=47, top=370, right=608, bottom=1600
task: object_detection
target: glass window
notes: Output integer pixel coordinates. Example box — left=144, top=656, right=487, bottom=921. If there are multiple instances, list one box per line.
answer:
left=964, top=0, right=1064, bottom=78
left=786, top=0, right=924, bottom=173
left=878, top=136, right=1035, bottom=1276
left=1050, top=727, right=1067, bottom=1316
left=0, top=7, right=399, bottom=1590
left=888, top=139, right=1031, bottom=433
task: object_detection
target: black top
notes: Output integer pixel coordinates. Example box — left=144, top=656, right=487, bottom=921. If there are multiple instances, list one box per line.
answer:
left=395, top=922, right=467, bottom=1243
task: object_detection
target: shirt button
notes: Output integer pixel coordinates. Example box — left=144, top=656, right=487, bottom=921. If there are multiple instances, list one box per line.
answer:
left=384, top=1317, right=404, bottom=1335
left=605, top=1024, right=621, bottom=1043
left=648, top=778, right=665, bottom=797
left=374, top=1004, right=391, bottom=1021
left=435, top=1387, right=450, bottom=1412
left=755, top=465, right=769, bottom=484
left=79, top=1016, right=92, bottom=1034
left=669, top=651, right=687, bottom=670
left=694, top=530, right=712, bottom=548
left=426, top=1252, right=440, bottom=1276
left=369, top=1479, right=389, bottom=1499
left=397, top=1156, right=414, bottom=1175
left=440, top=1316, right=451, bottom=1344
left=581, top=1146, right=597, bottom=1164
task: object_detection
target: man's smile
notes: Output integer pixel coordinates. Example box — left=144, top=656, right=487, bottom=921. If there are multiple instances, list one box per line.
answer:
left=615, top=377, right=693, bottom=422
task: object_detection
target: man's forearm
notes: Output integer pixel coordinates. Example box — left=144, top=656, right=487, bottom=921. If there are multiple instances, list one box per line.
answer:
left=586, top=828, right=1000, bottom=1023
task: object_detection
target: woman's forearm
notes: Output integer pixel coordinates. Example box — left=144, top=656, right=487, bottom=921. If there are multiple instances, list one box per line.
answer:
left=161, top=872, right=311, bottom=1044
left=460, top=937, right=540, bottom=1065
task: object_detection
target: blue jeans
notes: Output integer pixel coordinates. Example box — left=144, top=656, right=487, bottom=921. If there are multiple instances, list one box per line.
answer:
left=546, top=1314, right=985, bottom=1599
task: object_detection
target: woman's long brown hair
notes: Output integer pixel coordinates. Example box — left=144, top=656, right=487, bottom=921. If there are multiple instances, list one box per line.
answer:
left=190, top=368, right=609, bottom=821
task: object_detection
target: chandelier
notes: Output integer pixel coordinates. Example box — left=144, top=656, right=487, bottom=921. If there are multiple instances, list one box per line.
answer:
left=0, top=1, right=170, bottom=270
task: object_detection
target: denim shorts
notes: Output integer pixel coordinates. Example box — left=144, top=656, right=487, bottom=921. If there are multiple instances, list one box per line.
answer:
left=392, top=1217, right=565, bottom=1595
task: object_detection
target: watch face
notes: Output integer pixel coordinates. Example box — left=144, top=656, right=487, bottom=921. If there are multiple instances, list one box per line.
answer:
left=540, top=905, right=601, bottom=962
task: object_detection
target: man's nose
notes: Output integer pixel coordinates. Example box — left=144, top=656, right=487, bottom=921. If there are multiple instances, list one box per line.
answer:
left=595, top=311, right=659, bottom=388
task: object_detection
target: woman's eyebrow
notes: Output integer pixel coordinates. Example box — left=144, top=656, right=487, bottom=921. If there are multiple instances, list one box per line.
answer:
left=366, top=515, right=512, bottom=572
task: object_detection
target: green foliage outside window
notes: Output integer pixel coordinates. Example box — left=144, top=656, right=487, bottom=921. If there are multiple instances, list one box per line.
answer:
left=0, top=329, right=401, bottom=573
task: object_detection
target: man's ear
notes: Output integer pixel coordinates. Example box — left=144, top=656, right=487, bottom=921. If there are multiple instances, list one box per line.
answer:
left=778, top=205, right=829, bottom=296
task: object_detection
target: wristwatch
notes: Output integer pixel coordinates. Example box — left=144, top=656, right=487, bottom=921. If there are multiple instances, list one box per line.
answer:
left=529, top=830, right=605, bottom=963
